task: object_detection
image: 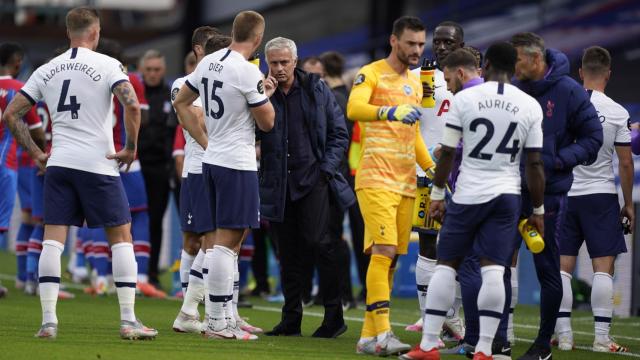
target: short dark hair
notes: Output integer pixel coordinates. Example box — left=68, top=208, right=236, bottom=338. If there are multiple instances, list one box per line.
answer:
left=319, top=51, right=345, bottom=77
left=0, top=42, right=24, bottom=66
left=436, top=21, right=464, bottom=40
left=96, top=38, right=122, bottom=62
left=205, top=35, right=232, bottom=55
left=66, top=7, right=99, bottom=34
left=232, top=11, right=265, bottom=42
left=582, top=46, right=611, bottom=76
left=510, top=32, right=545, bottom=55
left=301, top=56, right=322, bottom=68
left=441, top=48, right=478, bottom=71
left=485, top=41, right=518, bottom=75
left=192, top=26, right=221, bottom=51
left=463, top=45, right=482, bottom=68
left=392, top=16, right=425, bottom=37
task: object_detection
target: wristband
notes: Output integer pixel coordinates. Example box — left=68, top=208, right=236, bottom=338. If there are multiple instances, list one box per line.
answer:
left=430, top=186, right=445, bottom=201
left=533, top=205, right=544, bottom=215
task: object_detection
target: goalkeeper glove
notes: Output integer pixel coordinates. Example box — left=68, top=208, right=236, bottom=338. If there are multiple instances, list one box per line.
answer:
left=378, top=104, right=421, bottom=125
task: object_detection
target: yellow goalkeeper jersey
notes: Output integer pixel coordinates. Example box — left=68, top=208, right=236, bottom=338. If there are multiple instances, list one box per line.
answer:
left=347, top=59, right=432, bottom=197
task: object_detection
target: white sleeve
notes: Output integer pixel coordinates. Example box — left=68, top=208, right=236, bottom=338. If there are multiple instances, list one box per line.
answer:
left=20, top=71, right=43, bottom=104
left=184, top=66, right=201, bottom=95
left=441, top=96, right=463, bottom=148
left=524, top=102, right=544, bottom=151
left=615, top=109, right=631, bottom=145
left=240, top=65, right=268, bottom=107
left=107, top=60, right=130, bottom=92
left=170, top=79, right=183, bottom=105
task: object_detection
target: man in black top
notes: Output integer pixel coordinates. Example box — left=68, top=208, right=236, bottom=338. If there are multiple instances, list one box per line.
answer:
left=259, top=37, right=352, bottom=338
left=139, top=49, right=178, bottom=287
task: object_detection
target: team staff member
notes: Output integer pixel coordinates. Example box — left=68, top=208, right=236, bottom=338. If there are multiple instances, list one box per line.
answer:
left=139, top=49, right=178, bottom=288
left=510, top=32, right=602, bottom=360
left=259, top=37, right=350, bottom=338
left=347, top=16, right=435, bottom=357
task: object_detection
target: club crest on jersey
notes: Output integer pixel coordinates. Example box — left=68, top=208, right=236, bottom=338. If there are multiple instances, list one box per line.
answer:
left=171, top=88, right=179, bottom=101
left=403, top=84, right=412, bottom=95
left=257, top=79, right=264, bottom=94
left=354, top=73, right=365, bottom=86
left=546, top=100, right=555, bottom=117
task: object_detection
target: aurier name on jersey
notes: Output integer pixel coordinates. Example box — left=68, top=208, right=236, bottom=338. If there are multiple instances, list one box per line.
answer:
left=171, top=75, right=204, bottom=177
left=20, top=47, right=129, bottom=176
left=569, top=90, right=631, bottom=196
left=442, top=81, right=543, bottom=205
left=185, top=48, right=268, bottom=171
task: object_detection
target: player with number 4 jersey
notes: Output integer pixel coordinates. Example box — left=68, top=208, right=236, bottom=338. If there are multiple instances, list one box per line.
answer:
left=4, top=7, right=156, bottom=340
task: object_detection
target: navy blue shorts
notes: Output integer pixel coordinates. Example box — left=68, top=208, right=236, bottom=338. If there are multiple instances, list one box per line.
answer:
left=0, top=166, right=17, bottom=230
left=560, top=193, right=627, bottom=258
left=31, top=172, right=44, bottom=221
left=44, top=166, right=131, bottom=228
left=202, top=163, right=259, bottom=230
left=438, top=194, right=521, bottom=267
left=120, top=169, right=148, bottom=212
left=180, top=173, right=215, bottom=234
left=18, top=165, right=35, bottom=211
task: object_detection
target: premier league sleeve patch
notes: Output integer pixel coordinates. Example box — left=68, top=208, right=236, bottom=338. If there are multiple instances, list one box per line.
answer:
left=171, top=87, right=179, bottom=101
left=257, top=79, right=264, bottom=94
left=354, top=73, right=365, bottom=86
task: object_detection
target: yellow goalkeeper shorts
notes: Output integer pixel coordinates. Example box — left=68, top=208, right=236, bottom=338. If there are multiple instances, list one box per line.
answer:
left=357, top=188, right=413, bottom=255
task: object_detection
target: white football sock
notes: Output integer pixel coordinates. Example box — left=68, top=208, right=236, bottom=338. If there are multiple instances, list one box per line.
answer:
left=475, top=265, right=505, bottom=356
left=39, top=240, right=64, bottom=325
left=181, top=250, right=205, bottom=317
left=508, top=266, right=518, bottom=340
left=420, top=265, right=456, bottom=351
left=111, top=243, right=137, bottom=323
left=448, top=281, right=462, bottom=318
left=556, top=271, right=573, bottom=335
left=416, top=255, right=436, bottom=312
left=232, top=255, right=240, bottom=321
left=180, top=250, right=196, bottom=294
left=207, top=245, right=235, bottom=329
left=592, top=272, right=613, bottom=341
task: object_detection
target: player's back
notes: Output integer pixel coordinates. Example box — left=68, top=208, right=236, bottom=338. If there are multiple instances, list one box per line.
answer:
left=21, top=47, right=129, bottom=176
left=569, top=90, right=630, bottom=196
left=171, top=75, right=204, bottom=177
left=186, top=48, right=267, bottom=171
left=449, top=81, right=543, bottom=204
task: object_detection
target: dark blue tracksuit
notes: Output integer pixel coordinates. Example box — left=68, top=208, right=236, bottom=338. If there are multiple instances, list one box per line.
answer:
left=513, top=48, right=602, bottom=347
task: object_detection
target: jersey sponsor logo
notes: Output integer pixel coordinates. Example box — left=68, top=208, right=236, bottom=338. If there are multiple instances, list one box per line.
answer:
left=403, top=84, right=412, bottom=95
left=171, top=87, right=179, bottom=101
left=354, top=73, right=365, bottom=86
left=257, top=79, right=264, bottom=94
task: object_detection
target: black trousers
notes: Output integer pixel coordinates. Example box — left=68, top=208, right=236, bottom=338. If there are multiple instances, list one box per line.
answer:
left=141, top=163, right=171, bottom=283
left=271, top=179, right=344, bottom=329
left=251, top=225, right=271, bottom=293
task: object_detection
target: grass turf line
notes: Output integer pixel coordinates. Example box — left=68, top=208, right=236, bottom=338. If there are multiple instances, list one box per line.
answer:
left=0, top=251, right=638, bottom=359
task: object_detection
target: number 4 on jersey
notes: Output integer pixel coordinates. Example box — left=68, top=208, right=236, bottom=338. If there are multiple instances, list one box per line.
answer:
left=57, top=79, right=81, bottom=119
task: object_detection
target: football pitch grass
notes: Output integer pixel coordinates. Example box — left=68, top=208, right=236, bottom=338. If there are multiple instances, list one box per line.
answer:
left=1, top=251, right=639, bottom=359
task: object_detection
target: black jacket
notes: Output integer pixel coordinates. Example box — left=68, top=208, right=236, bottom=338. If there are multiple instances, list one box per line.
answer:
left=258, top=68, right=354, bottom=222
left=139, top=81, right=178, bottom=166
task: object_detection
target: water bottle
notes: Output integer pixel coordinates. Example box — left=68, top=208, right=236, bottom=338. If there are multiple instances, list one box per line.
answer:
left=420, top=58, right=435, bottom=108
left=518, top=218, right=545, bottom=254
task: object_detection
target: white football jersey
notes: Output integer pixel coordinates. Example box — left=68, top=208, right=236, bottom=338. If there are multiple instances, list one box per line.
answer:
left=171, top=75, right=204, bottom=177
left=569, top=90, right=631, bottom=196
left=442, top=81, right=543, bottom=205
left=185, top=48, right=267, bottom=171
left=411, top=68, right=454, bottom=176
left=21, top=47, right=129, bottom=176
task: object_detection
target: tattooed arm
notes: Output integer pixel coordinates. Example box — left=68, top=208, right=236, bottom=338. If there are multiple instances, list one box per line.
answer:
left=2, top=93, right=48, bottom=171
left=107, top=80, right=141, bottom=171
